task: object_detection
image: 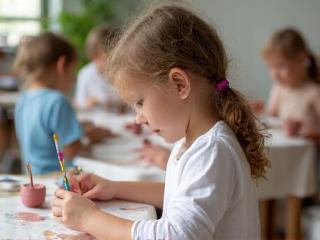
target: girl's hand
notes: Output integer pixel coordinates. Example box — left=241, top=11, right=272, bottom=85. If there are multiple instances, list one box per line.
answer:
left=52, top=189, right=98, bottom=230
left=301, top=131, right=320, bottom=143
left=250, top=100, right=265, bottom=115
left=135, top=142, right=170, bottom=170
left=86, top=97, right=99, bottom=108
left=283, top=118, right=302, bottom=137
left=68, top=172, right=117, bottom=201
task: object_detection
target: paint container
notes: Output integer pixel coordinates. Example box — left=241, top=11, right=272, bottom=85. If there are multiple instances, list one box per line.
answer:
left=20, top=183, right=46, bottom=208
left=0, top=177, right=20, bottom=192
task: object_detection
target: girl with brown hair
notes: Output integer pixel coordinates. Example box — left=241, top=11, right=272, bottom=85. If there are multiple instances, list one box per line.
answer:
left=53, top=3, right=269, bottom=239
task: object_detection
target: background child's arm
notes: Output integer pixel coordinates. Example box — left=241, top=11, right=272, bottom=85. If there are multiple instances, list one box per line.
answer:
left=312, top=90, right=320, bottom=127
left=82, top=121, right=118, bottom=144
left=63, top=140, right=81, bottom=160
left=267, top=83, right=281, bottom=116
left=304, top=90, right=320, bottom=141
left=115, top=181, right=165, bottom=209
left=135, top=143, right=170, bottom=170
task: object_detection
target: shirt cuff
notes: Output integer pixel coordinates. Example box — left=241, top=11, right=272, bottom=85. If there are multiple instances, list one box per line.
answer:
left=131, top=220, right=141, bottom=240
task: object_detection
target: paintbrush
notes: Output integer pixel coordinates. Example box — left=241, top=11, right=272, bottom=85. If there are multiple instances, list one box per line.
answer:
left=26, top=163, right=34, bottom=189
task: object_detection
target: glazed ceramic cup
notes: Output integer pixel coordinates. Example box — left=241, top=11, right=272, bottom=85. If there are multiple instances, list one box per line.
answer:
left=20, top=183, right=46, bottom=208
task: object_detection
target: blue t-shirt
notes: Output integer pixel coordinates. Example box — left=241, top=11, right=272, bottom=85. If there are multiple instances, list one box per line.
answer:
left=15, top=88, right=83, bottom=175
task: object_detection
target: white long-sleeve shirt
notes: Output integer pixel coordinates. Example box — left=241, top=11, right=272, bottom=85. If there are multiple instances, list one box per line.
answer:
left=132, top=121, right=260, bottom=240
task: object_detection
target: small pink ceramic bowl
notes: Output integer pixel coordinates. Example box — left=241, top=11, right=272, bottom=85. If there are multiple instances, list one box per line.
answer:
left=20, top=183, right=46, bottom=208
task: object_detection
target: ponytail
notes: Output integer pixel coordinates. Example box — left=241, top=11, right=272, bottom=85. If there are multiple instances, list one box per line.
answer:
left=215, top=86, right=270, bottom=180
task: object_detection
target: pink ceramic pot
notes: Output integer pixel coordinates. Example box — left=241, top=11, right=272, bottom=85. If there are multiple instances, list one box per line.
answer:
left=20, top=183, right=46, bottom=208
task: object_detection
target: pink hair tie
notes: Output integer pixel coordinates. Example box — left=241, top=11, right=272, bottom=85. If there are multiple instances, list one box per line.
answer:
left=216, top=79, right=229, bottom=91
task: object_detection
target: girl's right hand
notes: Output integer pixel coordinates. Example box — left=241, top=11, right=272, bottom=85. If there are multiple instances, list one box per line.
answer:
left=69, top=172, right=117, bottom=201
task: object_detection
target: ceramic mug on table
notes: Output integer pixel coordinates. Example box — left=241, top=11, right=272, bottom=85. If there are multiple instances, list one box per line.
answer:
left=20, top=183, right=46, bottom=208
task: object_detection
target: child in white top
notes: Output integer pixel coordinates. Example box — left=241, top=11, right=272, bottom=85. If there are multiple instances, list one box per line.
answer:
left=52, top=3, right=269, bottom=239
left=74, top=25, right=124, bottom=111
left=260, top=28, right=320, bottom=138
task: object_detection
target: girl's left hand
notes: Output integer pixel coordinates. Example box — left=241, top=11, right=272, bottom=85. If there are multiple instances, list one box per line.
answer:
left=52, top=189, right=98, bottom=230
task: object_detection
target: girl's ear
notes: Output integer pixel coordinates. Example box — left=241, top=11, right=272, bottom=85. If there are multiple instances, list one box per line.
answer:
left=56, top=55, right=67, bottom=75
left=168, top=68, right=191, bottom=100
left=297, top=51, right=309, bottom=63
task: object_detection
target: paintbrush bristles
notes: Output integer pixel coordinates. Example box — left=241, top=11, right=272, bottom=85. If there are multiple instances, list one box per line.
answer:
left=26, top=163, right=34, bottom=188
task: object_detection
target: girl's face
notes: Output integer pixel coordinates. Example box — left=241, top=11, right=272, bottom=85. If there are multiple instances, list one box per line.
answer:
left=120, top=77, right=189, bottom=143
left=264, top=53, right=307, bottom=87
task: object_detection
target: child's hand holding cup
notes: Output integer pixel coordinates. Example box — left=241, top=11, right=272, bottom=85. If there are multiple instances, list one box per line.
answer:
left=283, top=118, right=302, bottom=137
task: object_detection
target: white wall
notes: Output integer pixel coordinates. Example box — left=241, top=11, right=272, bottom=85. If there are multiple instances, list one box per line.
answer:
left=189, top=0, right=320, bottom=100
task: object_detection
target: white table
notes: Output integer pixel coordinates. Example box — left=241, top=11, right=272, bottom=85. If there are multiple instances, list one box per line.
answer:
left=0, top=175, right=157, bottom=239
left=259, top=128, right=317, bottom=199
left=76, top=110, right=167, bottom=182
left=258, top=124, right=317, bottom=240
left=0, top=91, right=20, bottom=108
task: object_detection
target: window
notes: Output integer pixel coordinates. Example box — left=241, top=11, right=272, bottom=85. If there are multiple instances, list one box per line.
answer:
left=0, top=0, right=48, bottom=47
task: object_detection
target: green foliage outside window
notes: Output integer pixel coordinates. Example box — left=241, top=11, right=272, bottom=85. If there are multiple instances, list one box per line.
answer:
left=58, top=0, right=116, bottom=69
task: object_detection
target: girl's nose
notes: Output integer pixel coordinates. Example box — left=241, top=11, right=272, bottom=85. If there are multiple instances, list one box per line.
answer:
left=135, top=112, right=148, bottom=125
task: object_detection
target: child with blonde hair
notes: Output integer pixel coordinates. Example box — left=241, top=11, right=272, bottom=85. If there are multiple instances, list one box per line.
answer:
left=14, top=32, right=110, bottom=174
left=74, top=25, right=125, bottom=111
left=52, top=4, right=269, bottom=239
left=262, top=28, right=320, bottom=138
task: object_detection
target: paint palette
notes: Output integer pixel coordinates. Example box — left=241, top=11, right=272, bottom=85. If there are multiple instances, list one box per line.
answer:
left=0, top=177, right=20, bottom=192
left=0, top=210, right=90, bottom=240
left=0, top=176, right=156, bottom=239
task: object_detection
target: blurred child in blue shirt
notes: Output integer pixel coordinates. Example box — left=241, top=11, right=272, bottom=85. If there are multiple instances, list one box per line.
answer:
left=14, top=32, right=109, bottom=174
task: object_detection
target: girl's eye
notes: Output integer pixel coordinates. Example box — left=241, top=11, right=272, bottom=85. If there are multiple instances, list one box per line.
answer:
left=136, top=99, right=144, bottom=107
left=132, top=99, right=143, bottom=112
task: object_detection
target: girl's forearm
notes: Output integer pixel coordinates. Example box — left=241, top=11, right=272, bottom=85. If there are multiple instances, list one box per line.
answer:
left=84, top=209, right=133, bottom=240
left=114, top=181, right=164, bottom=208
